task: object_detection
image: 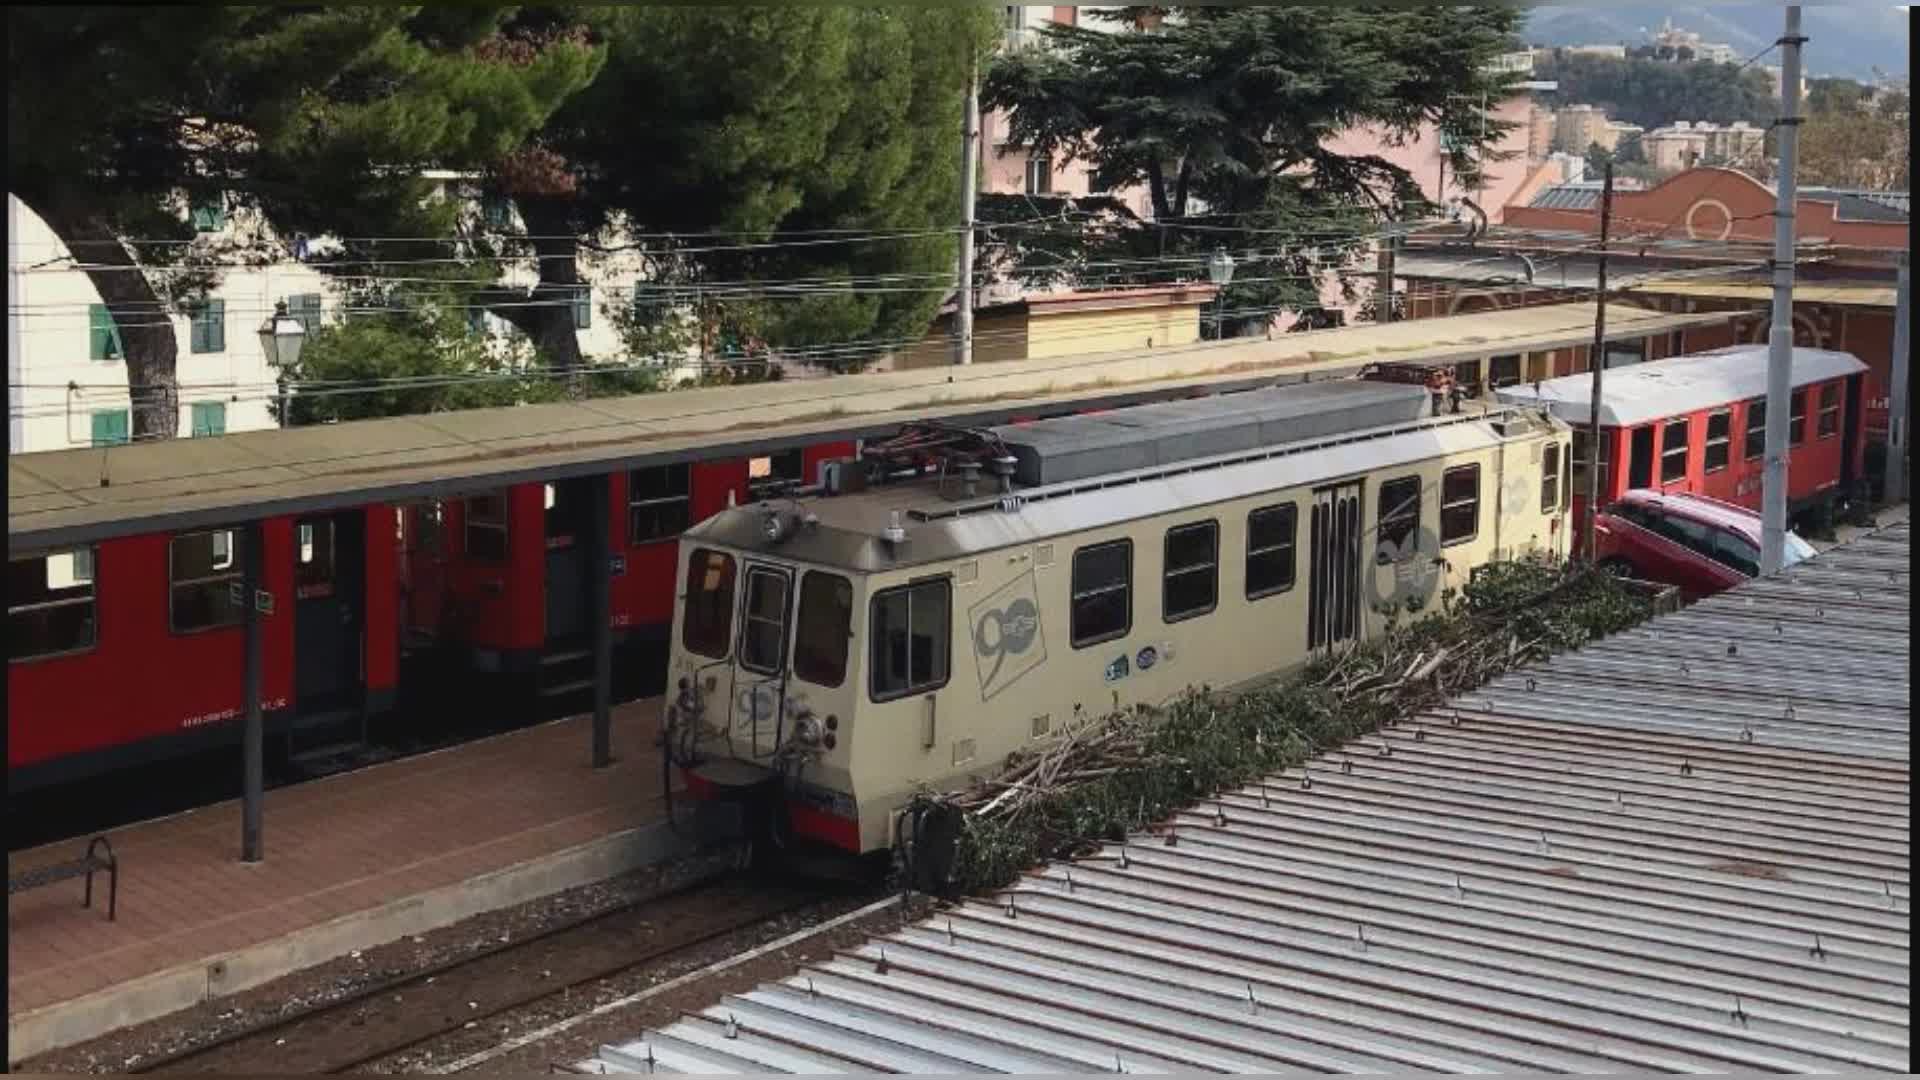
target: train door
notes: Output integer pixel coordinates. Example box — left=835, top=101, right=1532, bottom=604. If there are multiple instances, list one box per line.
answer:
left=398, top=501, right=450, bottom=648
left=730, top=561, right=794, bottom=759
left=1307, top=481, right=1362, bottom=652
left=293, top=511, right=367, bottom=717
left=1627, top=426, right=1656, bottom=490
left=543, top=478, right=596, bottom=646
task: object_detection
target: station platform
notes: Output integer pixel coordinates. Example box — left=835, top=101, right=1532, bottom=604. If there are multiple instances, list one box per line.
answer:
left=7, top=700, right=682, bottom=1064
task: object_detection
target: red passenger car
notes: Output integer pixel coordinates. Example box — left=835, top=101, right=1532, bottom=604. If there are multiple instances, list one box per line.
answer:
left=1495, top=344, right=1870, bottom=552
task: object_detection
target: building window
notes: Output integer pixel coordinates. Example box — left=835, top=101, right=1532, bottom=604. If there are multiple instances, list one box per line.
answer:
left=1162, top=521, right=1218, bottom=623
left=1541, top=442, right=1561, bottom=513
left=1488, top=354, right=1523, bottom=388
left=1070, top=540, right=1132, bottom=648
left=90, top=409, right=130, bottom=447
left=482, top=194, right=512, bottom=230
left=571, top=285, right=592, bottom=330
left=870, top=578, right=951, bottom=701
left=1744, top=398, right=1766, bottom=461
left=288, top=293, right=323, bottom=335
left=1024, top=155, right=1053, bottom=195
left=9, top=548, right=98, bottom=662
left=189, top=197, right=226, bottom=233
left=89, top=304, right=123, bottom=361
left=1817, top=383, right=1841, bottom=439
left=1790, top=389, right=1806, bottom=447
left=190, top=401, right=226, bottom=438
left=793, top=571, right=853, bottom=688
left=681, top=548, right=736, bottom=660
left=1661, top=418, right=1690, bottom=484
left=1571, top=428, right=1612, bottom=498
left=189, top=299, right=226, bottom=353
left=1440, top=465, right=1480, bottom=545
left=464, top=494, right=509, bottom=562
left=1245, top=503, right=1297, bottom=599
left=1704, top=410, right=1731, bottom=473
left=1377, top=476, right=1421, bottom=561
left=170, top=529, right=245, bottom=633
left=738, top=567, right=791, bottom=676
left=628, top=464, right=692, bottom=544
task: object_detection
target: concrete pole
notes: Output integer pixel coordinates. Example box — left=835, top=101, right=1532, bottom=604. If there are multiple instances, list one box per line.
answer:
left=1887, top=253, right=1910, bottom=501
left=1376, top=232, right=1396, bottom=324
left=590, top=472, right=614, bottom=768
left=241, top=523, right=265, bottom=862
left=1760, top=5, right=1804, bottom=575
left=1582, top=161, right=1615, bottom=562
left=955, top=57, right=980, bottom=366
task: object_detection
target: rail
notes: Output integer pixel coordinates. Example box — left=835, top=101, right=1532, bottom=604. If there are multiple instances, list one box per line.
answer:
left=7, top=836, right=118, bottom=921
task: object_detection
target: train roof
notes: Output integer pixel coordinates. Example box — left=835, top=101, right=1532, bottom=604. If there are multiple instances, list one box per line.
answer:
left=8, top=302, right=1728, bottom=551
left=686, top=401, right=1560, bottom=574
left=1492, top=344, right=1868, bottom=428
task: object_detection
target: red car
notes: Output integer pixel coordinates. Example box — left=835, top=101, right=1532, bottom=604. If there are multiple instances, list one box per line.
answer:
left=1594, top=489, right=1817, bottom=599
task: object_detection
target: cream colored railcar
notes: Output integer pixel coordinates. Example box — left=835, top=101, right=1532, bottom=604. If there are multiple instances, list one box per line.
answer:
left=665, top=382, right=1572, bottom=854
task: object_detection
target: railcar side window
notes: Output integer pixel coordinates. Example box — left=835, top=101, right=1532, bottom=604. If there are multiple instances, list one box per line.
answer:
left=739, top=568, right=791, bottom=676
left=681, top=548, right=737, bottom=660
left=1246, top=504, right=1298, bottom=599
left=465, top=494, right=509, bottom=562
left=1704, top=411, right=1732, bottom=473
left=1540, top=443, right=1561, bottom=514
left=870, top=578, right=951, bottom=701
left=1488, top=354, right=1522, bottom=389
left=794, top=572, right=853, bottom=688
left=629, top=464, right=692, bottom=544
left=1789, top=389, right=1806, bottom=447
left=1440, top=465, right=1480, bottom=545
left=1070, top=540, right=1132, bottom=647
left=1743, top=398, right=1766, bottom=461
left=171, top=530, right=246, bottom=633
left=1376, top=476, right=1421, bottom=561
left=1571, top=429, right=1611, bottom=498
left=10, top=548, right=98, bottom=662
left=1660, top=418, right=1690, bottom=484
left=1817, top=383, right=1841, bottom=439
left=1162, top=522, right=1218, bottom=623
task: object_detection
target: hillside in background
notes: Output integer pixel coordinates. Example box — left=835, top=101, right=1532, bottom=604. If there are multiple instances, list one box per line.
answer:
left=1523, top=6, right=1909, bottom=83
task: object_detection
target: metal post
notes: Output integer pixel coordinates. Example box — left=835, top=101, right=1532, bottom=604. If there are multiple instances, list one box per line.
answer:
left=1887, top=253, right=1910, bottom=502
left=955, top=56, right=980, bottom=366
left=1760, top=5, right=1804, bottom=575
left=1582, top=161, right=1615, bottom=561
left=1376, top=232, right=1396, bottom=324
left=241, top=522, right=265, bottom=862
left=590, top=473, right=613, bottom=768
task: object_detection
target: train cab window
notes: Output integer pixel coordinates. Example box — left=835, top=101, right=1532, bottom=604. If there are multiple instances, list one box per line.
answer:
left=1817, top=383, right=1841, bottom=439
left=10, top=548, right=98, bottom=662
left=1660, top=418, right=1690, bottom=484
left=1245, top=503, right=1298, bottom=600
left=1571, top=429, right=1612, bottom=498
left=681, top=548, right=737, bottom=660
left=794, top=572, right=853, bottom=688
left=870, top=578, right=951, bottom=701
left=739, top=567, right=791, bottom=676
left=465, top=494, right=509, bottom=562
left=1070, top=540, right=1132, bottom=647
left=1704, top=411, right=1732, bottom=473
left=171, top=529, right=246, bottom=633
left=1790, top=389, right=1807, bottom=447
left=1488, top=354, right=1522, bottom=389
left=1162, top=522, right=1218, bottom=623
left=1376, top=476, right=1421, bottom=561
left=1743, top=399, right=1766, bottom=461
left=629, top=464, right=692, bottom=544
left=748, top=448, right=806, bottom=497
left=295, top=520, right=337, bottom=598
left=1440, top=465, right=1480, bottom=545
left=1540, top=443, right=1562, bottom=513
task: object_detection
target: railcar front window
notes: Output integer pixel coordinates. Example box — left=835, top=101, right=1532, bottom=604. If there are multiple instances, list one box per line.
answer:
left=1704, top=411, right=1732, bottom=473
left=681, top=548, right=736, bottom=660
left=739, top=568, right=790, bottom=675
left=1661, top=418, right=1690, bottom=484
left=1162, top=522, right=1218, bottom=623
left=794, top=572, right=853, bottom=687
left=1440, top=465, right=1480, bottom=545
left=171, top=530, right=246, bottom=633
left=629, top=464, right=692, bottom=544
left=1070, top=540, right=1132, bottom=647
left=870, top=579, right=951, bottom=701
left=10, top=548, right=98, bottom=661
left=1376, top=476, right=1421, bottom=562
left=465, top=494, right=509, bottom=562
left=1817, top=383, right=1841, bottom=439
left=1246, top=504, right=1298, bottom=599
left=1540, top=443, right=1562, bottom=513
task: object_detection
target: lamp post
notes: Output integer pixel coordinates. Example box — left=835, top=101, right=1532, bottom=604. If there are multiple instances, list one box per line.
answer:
left=259, top=301, right=306, bottom=428
left=1206, top=247, right=1235, bottom=338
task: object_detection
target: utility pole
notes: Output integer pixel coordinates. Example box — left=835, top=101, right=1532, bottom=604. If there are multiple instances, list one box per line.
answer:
left=1582, top=160, right=1615, bottom=561
left=1888, top=252, right=1910, bottom=501
left=955, top=55, right=980, bottom=366
left=1375, top=230, right=1396, bottom=324
left=1760, top=5, right=1804, bottom=574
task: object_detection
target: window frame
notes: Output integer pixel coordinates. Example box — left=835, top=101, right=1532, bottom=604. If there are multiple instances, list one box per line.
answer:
left=737, top=565, right=794, bottom=677
left=1816, top=382, right=1841, bottom=440
left=463, top=493, right=510, bottom=563
left=1487, top=353, right=1523, bottom=389
left=571, top=285, right=592, bottom=330
left=680, top=548, right=738, bottom=661
left=1703, top=409, right=1732, bottom=473
left=627, top=464, right=693, bottom=546
left=1570, top=428, right=1612, bottom=500
left=294, top=519, right=338, bottom=599
left=1070, top=539, right=1133, bottom=649
left=1743, top=397, right=1766, bottom=461
left=1790, top=388, right=1807, bottom=447
left=287, top=293, right=323, bottom=335
left=1660, top=417, right=1691, bottom=484
left=190, top=401, right=227, bottom=438
left=1161, top=520, right=1219, bottom=624
left=1440, top=464, right=1481, bottom=546
left=793, top=570, right=854, bottom=689
left=1245, top=503, right=1299, bottom=601
left=189, top=298, right=226, bottom=354
left=89, top=303, right=123, bottom=361
left=868, top=576, right=953, bottom=703
left=189, top=197, right=226, bottom=233
left=169, top=529, right=246, bottom=636
left=1540, top=441, right=1562, bottom=514
left=9, top=547, right=100, bottom=663
left=1376, top=474, right=1422, bottom=562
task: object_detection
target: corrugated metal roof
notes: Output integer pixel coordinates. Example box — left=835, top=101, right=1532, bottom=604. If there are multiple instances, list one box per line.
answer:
left=1529, top=184, right=1603, bottom=211
left=1494, top=343, right=1870, bottom=428
left=582, top=522, right=1909, bottom=1074
left=1802, top=188, right=1912, bottom=223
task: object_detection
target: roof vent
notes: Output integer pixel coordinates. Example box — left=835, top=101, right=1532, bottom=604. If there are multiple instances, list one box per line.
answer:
left=881, top=510, right=907, bottom=546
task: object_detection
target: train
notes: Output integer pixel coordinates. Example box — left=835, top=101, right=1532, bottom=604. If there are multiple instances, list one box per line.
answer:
left=661, top=379, right=1574, bottom=857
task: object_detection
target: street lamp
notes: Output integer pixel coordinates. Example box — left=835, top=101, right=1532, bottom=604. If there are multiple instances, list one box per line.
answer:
left=258, top=300, right=306, bottom=370
left=1206, top=247, right=1236, bottom=340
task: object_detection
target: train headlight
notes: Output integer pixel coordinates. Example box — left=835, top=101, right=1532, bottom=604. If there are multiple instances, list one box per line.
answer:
left=792, top=713, right=824, bottom=747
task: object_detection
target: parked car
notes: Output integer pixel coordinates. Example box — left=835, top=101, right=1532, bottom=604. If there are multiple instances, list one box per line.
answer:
left=1593, top=489, right=1817, bottom=599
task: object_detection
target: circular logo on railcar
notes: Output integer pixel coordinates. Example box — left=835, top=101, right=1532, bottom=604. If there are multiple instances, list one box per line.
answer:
left=969, top=572, right=1048, bottom=702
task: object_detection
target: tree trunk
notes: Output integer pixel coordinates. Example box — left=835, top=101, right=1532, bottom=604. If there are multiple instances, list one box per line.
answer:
left=1146, top=159, right=1173, bottom=222
left=27, top=193, right=181, bottom=441
left=1171, top=157, right=1193, bottom=219
left=483, top=195, right=585, bottom=373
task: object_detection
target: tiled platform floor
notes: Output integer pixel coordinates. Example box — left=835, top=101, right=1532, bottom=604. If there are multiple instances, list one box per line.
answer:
left=8, top=700, right=667, bottom=1019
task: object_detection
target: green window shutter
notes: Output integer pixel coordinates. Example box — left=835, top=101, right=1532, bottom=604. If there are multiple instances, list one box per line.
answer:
left=90, top=409, right=129, bottom=446
left=191, top=198, right=226, bottom=233
left=467, top=305, right=488, bottom=336
left=89, top=304, right=123, bottom=361
left=572, top=285, right=592, bottom=330
left=289, top=293, right=323, bottom=334
left=191, top=401, right=226, bottom=437
left=190, top=300, right=226, bottom=353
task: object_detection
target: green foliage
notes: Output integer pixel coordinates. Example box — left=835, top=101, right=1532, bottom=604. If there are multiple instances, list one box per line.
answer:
left=1533, top=50, right=1776, bottom=130
left=1798, top=79, right=1910, bottom=190
left=940, top=557, right=1657, bottom=894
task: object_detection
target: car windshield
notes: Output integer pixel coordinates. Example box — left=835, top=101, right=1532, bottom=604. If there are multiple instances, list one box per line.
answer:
left=1782, top=532, right=1818, bottom=567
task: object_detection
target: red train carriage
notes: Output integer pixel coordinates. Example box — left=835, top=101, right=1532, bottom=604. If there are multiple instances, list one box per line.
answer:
left=1495, top=344, right=1870, bottom=552
left=9, top=506, right=401, bottom=791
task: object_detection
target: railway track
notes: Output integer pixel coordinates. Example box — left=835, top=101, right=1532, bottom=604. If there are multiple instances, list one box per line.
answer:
left=128, top=867, right=853, bottom=1075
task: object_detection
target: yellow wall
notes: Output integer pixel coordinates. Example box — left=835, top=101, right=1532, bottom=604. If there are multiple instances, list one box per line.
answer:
left=1026, top=303, right=1206, bottom=359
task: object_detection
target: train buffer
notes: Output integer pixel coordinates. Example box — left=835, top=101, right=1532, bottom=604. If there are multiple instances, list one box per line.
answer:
left=8, top=836, right=118, bottom=921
